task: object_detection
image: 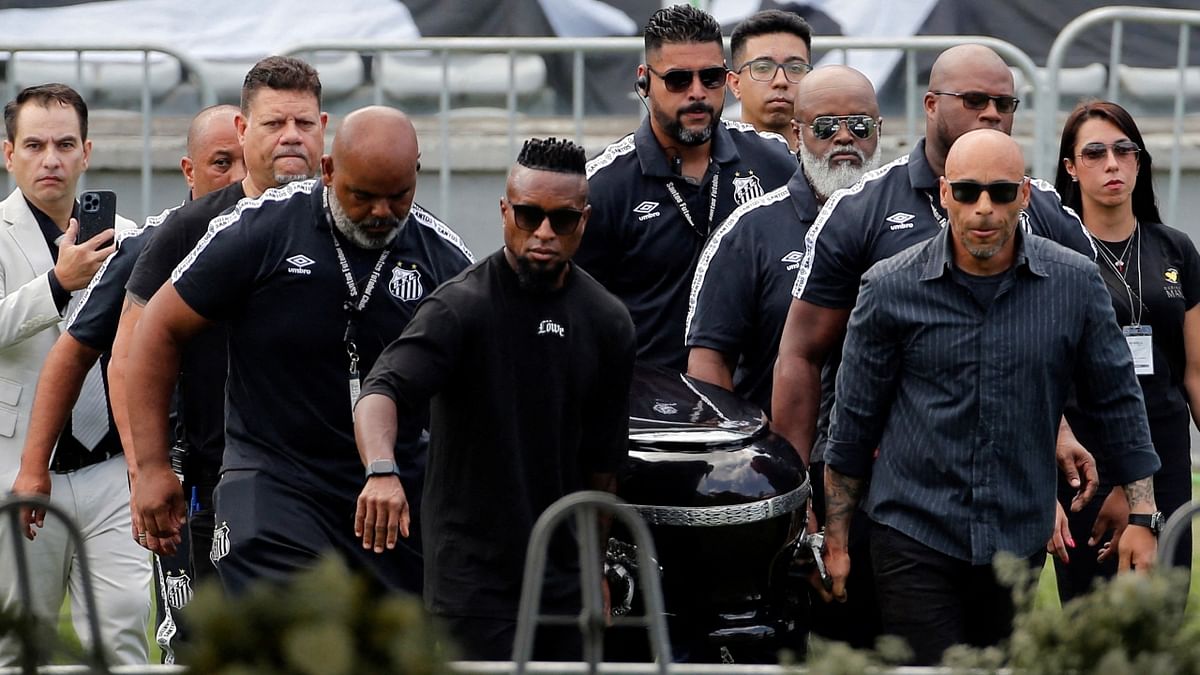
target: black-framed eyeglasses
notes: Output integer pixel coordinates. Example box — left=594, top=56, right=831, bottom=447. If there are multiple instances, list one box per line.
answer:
left=738, top=59, right=813, bottom=84
left=949, top=180, right=1024, bottom=204
left=931, top=90, right=1020, bottom=114
left=505, top=198, right=585, bottom=235
left=807, top=115, right=878, bottom=140
left=647, top=65, right=728, bottom=93
left=1076, top=140, right=1141, bottom=168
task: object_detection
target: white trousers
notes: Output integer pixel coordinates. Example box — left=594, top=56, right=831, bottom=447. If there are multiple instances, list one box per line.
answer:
left=0, top=454, right=152, bottom=665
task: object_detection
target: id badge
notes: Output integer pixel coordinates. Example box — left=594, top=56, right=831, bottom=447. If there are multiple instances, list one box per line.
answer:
left=1122, top=325, right=1154, bottom=375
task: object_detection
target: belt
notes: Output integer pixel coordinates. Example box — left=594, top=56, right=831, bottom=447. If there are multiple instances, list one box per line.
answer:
left=50, top=446, right=122, bottom=474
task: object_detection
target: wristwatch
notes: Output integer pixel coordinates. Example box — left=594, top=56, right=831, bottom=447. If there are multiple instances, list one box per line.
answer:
left=365, top=458, right=400, bottom=480
left=1128, top=511, right=1164, bottom=536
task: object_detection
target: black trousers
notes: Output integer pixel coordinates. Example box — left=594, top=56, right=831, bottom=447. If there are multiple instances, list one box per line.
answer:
left=436, top=614, right=583, bottom=662
left=211, top=469, right=422, bottom=596
left=870, top=523, right=1045, bottom=666
left=153, top=479, right=217, bottom=663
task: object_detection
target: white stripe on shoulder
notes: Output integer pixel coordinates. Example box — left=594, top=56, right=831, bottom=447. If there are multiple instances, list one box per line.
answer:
left=792, top=154, right=909, bottom=300
left=685, top=185, right=791, bottom=338
left=410, top=204, right=475, bottom=263
left=721, top=118, right=790, bottom=147
left=171, top=179, right=318, bottom=283
left=586, top=134, right=636, bottom=178
left=1028, top=175, right=1095, bottom=259
left=69, top=201, right=185, bottom=327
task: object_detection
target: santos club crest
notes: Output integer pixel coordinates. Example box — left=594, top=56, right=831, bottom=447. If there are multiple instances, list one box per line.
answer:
left=164, top=571, right=193, bottom=610
left=732, top=171, right=764, bottom=206
left=210, top=521, right=230, bottom=564
left=389, top=265, right=424, bottom=302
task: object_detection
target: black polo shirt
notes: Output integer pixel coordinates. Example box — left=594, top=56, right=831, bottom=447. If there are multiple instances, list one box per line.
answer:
left=581, top=117, right=797, bottom=371
left=793, top=137, right=1095, bottom=310
left=122, top=182, right=247, bottom=470
left=68, top=204, right=182, bottom=352
left=685, top=166, right=817, bottom=412
left=170, top=179, right=474, bottom=497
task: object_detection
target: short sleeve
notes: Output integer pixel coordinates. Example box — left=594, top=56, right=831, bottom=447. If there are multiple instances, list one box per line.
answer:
left=1179, top=231, right=1200, bottom=311
left=686, top=222, right=756, bottom=352
left=127, top=215, right=194, bottom=302
left=793, top=197, right=866, bottom=309
left=170, top=216, right=267, bottom=321
left=67, top=234, right=145, bottom=352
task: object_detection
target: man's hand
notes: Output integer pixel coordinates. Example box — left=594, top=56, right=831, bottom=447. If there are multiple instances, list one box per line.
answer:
left=1092, top=487, right=1129, bottom=562
left=354, top=475, right=409, bottom=553
left=1056, top=420, right=1097, bottom=511
left=134, top=464, right=185, bottom=555
left=1118, top=523, right=1157, bottom=572
left=10, top=467, right=52, bottom=540
left=54, top=218, right=116, bottom=291
left=1046, top=500, right=1074, bottom=563
left=822, top=542, right=850, bottom=603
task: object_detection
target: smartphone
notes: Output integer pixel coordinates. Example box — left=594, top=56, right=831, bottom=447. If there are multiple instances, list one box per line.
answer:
left=78, top=190, right=116, bottom=242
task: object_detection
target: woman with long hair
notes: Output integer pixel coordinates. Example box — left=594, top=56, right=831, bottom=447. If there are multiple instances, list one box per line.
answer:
left=1053, top=100, right=1200, bottom=598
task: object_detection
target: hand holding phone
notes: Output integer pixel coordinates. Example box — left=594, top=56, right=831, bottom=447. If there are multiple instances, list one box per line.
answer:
left=54, top=190, right=118, bottom=291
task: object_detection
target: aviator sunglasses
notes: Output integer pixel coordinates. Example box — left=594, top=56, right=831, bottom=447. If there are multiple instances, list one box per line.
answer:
left=505, top=198, right=585, bottom=236
left=931, top=90, right=1020, bottom=114
left=948, top=180, right=1024, bottom=204
left=647, top=65, right=728, bottom=93
left=808, top=115, right=878, bottom=140
left=1076, top=140, right=1141, bottom=168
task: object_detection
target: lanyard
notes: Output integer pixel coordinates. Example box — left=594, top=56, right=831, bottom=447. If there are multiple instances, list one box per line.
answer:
left=665, top=170, right=720, bottom=238
left=324, top=188, right=391, bottom=410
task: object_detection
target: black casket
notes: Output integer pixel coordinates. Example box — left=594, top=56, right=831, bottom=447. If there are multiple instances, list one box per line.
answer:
left=610, top=365, right=811, bottom=663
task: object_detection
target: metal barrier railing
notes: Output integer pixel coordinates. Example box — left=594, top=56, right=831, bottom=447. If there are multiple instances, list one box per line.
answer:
left=282, top=35, right=1039, bottom=222
left=510, top=490, right=671, bottom=675
left=0, top=43, right=216, bottom=219
left=0, top=495, right=108, bottom=674
left=1039, top=6, right=1200, bottom=226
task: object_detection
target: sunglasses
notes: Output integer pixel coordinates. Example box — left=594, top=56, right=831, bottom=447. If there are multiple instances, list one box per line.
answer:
left=647, top=65, right=728, bottom=93
left=948, top=180, right=1024, bottom=204
left=807, top=115, right=878, bottom=140
left=931, top=90, right=1020, bottom=114
left=506, top=199, right=584, bottom=236
left=738, top=59, right=813, bottom=84
left=1076, top=140, right=1141, bottom=167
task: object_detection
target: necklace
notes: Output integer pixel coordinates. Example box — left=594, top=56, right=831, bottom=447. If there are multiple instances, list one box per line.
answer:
left=1092, top=222, right=1136, bottom=276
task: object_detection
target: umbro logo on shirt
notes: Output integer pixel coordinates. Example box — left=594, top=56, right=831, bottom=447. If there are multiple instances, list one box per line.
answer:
left=780, top=250, right=803, bottom=272
left=285, top=254, right=315, bottom=275
left=886, top=212, right=915, bottom=231
left=633, top=201, right=661, bottom=222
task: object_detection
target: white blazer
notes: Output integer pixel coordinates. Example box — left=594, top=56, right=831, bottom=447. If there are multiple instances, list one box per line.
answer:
left=0, top=188, right=133, bottom=472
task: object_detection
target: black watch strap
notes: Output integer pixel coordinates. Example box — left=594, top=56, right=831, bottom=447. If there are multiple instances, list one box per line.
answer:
left=365, top=458, right=400, bottom=479
left=1128, top=511, right=1164, bottom=536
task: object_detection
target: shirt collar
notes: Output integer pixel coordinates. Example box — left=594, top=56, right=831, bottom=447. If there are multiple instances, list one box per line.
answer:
left=788, top=165, right=820, bottom=222
left=907, top=137, right=940, bottom=192
left=24, top=196, right=79, bottom=252
left=921, top=222, right=1047, bottom=281
left=634, top=116, right=739, bottom=178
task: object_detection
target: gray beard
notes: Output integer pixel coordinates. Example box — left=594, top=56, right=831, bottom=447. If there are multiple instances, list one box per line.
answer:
left=654, top=102, right=718, bottom=147
left=327, top=188, right=406, bottom=250
left=274, top=173, right=312, bottom=186
left=799, top=143, right=882, bottom=201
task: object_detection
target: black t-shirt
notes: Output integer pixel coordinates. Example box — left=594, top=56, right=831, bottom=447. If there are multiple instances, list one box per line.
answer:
left=124, top=182, right=247, bottom=469
left=69, top=204, right=180, bottom=353
left=171, top=179, right=474, bottom=497
left=360, top=250, right=636, bottom=619
left=1067, top=221, right=1200, bottom=476
left=685, top=166, right=817, bottom=412
left=581, top=117, right=797, bottom=371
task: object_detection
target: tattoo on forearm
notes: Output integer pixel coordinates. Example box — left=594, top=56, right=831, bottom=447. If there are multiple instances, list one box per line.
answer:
left=1123, top=477, right=1155, bottom=510
left=825, top=468, right=864, bottom=531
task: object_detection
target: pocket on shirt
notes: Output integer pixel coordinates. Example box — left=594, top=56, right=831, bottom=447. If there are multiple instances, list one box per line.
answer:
left=0, top=377, right=21, bottom=438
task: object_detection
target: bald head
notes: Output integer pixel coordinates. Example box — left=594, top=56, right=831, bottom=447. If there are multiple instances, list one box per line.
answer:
left=321, top=106, right=420, bottom=250
left=928, top=45, right=1013, bottom=93
left=797, top=65, right=874, bottom=104
left=331, top=105, right=418, bottom=168
left=944, top=128, right=1024, bottom=182
left=182, top=104, right=243, bottom=198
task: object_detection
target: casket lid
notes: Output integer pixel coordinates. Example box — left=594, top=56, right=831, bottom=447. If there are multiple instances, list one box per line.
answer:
left=628, top=364, right=766, bottom=444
